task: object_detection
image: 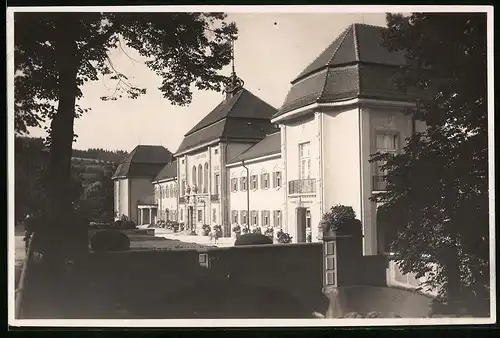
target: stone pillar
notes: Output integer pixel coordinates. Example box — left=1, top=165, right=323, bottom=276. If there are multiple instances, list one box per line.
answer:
left=321, top=227, right=363, bottom=318
left=139, top=208, right=142, bottom=225
left=296, top=207, right=307, bottom=243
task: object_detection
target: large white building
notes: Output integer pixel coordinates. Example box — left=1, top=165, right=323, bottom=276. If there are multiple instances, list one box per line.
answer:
left=113, top=23, right=426, bottom=254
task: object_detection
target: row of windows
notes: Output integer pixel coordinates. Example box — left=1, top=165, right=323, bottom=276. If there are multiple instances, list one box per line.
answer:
left=231, top=171, right=282, bottom=192
left=231, top=210, right=282, bottom=227
left=155, top=185, right=177, bottom=199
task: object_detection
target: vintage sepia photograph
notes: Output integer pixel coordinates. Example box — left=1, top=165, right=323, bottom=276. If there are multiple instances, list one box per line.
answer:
left=7, top=5, right=495, bottom=327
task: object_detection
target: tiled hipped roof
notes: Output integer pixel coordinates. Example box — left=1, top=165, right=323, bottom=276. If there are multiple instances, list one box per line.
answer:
left=112, top=145, right=173, bottom=179
left=275, top=23, right=420, bottom=117
left=176, top=88, right=278, bottom=154
left=153, top=160, right=178, bottom=182
left=228, top=132, right=281, bottom=164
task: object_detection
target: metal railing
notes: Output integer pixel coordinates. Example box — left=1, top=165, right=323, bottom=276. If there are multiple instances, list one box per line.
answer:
left=210, top=194, right=219, bottom=202
left=288, top=178, right=316, bottom=195
left=372, top=175, right=387, bottom=191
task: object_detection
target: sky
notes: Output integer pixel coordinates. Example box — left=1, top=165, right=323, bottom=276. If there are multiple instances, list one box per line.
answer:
left=26, top=12, right=388, bottom=153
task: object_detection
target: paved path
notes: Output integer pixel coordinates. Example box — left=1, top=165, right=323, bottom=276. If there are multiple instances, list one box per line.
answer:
left=154, top=228, right=236, bottom=248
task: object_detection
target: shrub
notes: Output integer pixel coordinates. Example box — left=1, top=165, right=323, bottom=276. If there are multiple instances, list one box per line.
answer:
left=121, top=220, right=137, bottom=229
left=113, top=219, right=123, bottom=228
left=264, top=227, right=274, bottom=238
left=242, top=227, right=250, bottom=234
left=276, top=229, right=292, bottom=243
left=234, top=233, right=273, bottom=246
left=90, top=230, right=130, bottom=252
left=251, top=226, right=262, bottom=234
left=321, top=204, right=361, bottom=235
left=232, top=224, right=241, bottom=233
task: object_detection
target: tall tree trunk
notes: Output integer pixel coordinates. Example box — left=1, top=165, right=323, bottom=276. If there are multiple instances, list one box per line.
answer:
left=33, top=16, right=83, bottom=318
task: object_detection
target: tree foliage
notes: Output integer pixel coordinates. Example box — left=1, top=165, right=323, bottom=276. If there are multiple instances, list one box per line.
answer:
left=14, top=12, right=237, bottom=258
left=372, top=13, right=488, bottom=313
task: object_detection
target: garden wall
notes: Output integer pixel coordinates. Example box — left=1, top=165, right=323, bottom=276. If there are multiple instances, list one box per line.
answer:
left=20, top=243, right=434, bottom=319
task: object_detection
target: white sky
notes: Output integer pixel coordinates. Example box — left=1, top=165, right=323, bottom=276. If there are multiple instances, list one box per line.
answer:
left=26, top=12, right=388, bottom=153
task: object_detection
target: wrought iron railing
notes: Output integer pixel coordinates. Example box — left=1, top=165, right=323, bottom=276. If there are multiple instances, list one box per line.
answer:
left=372, top=175, right=387, bottom=191
left=288, top=178, right=316, bottom=195
left=178, top=197, right=186, bottom=204
left=210, top=194, right=219, bottom=202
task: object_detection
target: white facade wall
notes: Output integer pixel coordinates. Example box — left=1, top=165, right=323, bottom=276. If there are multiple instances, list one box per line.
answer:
left=283, top=116, right=322, bottom=243
left=360, top=106, right=416, bottom=255
left=154, top=180, right=178, bottom=221
left=115, top=178, right=129, bottom=220
left=227, top=156, right=285, bottom=232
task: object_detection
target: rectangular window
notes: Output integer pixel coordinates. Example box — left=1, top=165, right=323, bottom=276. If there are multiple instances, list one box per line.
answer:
left=299, top=142, right=311, bottom=179
left=198, top=210, right=202, bottom=222
left=232, top=210, right=238, bottom=224
left=273, top=171, right=282, bottom=188
left=240, top=177, right=247, bottom=191
left=261, top=173, right=269, bottom=189
left=273, top=210, right=282, bottom=227
left=251, top=210, right=258, bottom=226
left=215, top=174, right=220, bottom=195
left=231, top=178, right=238, bottom=192
left=262, top=210, right=270, bottom=226
left=240, top=210, right=247, bottom=225
left=374, top=133, right=399, bottom=191
left=250, top=175, right=258, bottom=190
left=213, top=208, right=216, bottom=223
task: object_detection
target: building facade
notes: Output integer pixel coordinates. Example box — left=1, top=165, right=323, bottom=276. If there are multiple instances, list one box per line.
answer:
left=272, top=23, right=426, bottom=254
left=112, top=145, right=173, bottom=224
left=226, top=132, right=285, bottom=233
left=113, top=23, right=426, bottom=252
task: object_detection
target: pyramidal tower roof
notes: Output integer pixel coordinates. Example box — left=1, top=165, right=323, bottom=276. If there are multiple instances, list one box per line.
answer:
left=275, top=23, right=417, bottom=118
left=112, top=145, right=173, bottom=179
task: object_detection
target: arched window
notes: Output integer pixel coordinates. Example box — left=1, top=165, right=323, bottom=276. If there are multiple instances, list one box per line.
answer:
left=198, top=164, right=203, bottom=189
left=192, top=166, right=196, bottom=186
left=204, top=163, right=209, bottom=193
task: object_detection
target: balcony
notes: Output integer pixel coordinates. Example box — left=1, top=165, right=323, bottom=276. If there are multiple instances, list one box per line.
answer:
left=288, top=179, right=316, bottom=195
left=372, top=175, right=387, bottom=191
left=137, top=197, right=157, bottom=207
left=210, top=194, right=220, bottom=202
left=178, top=196, right=186, bottom=204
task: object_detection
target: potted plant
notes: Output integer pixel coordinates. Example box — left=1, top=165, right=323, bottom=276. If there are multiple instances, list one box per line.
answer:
left=321, top=204, right=362, bottom=240
left=232, top=224, right=241, bottom=239
left=213, top=224, right=222, bottom=237
left=202, top=224, right=211, bottom=236
left=264, top=227, right=274, bottom=239
left=242, top=226, right=250, bottom=235
left=251, top=226, right=262, bottom=234
left=276, top=229, right=292, bottom=244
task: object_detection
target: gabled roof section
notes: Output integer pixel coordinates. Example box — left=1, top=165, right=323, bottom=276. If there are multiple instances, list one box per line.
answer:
left=176, top=88, right=278, bottom=155
left=228, top=132, right=281, bottom=164
left=276, top=23, right=411, bottom=118
left=153, top=160, right=178, bottom=182
left=112, top=145, right=173, bottom=179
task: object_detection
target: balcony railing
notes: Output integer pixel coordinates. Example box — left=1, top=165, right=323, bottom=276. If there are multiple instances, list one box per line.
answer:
left=210, top=194, right=220, bottom=202
left=372, top=175, right=387, bottom=191
left=137, top=198, right=157, bottom=206
left=178, top=196, right=186, bottom=204
left=288, top=178, right=316, bottom=195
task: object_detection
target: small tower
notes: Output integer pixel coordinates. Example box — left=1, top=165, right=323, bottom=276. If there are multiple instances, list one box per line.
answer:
left=224, top=39, right=244, bottom=100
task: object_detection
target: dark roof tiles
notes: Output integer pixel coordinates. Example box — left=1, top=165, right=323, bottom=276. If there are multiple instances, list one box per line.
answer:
left=153, top=160, right=178, bottom=182
left=228, top=132, right=281, bottom=164
left=276, top=24, right=411, bottom=117
left=112, top=145, right=173, bottom=179
left=176, top=88, right=277, bottom=155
